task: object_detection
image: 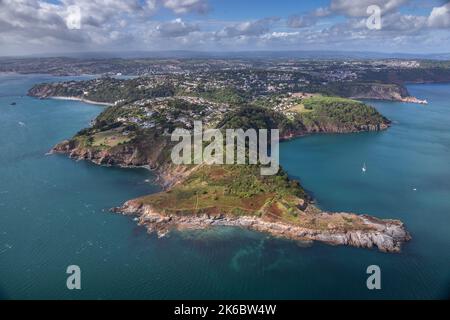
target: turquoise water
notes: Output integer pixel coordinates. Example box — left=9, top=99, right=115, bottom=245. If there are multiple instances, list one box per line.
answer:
left=0, top=74, right=449, bottom=299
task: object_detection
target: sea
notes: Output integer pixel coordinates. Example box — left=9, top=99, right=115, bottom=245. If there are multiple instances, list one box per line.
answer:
left=0, top=74, right=448, bottom=299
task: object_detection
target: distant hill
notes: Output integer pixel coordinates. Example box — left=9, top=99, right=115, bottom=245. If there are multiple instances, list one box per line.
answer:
left=3, top=50, right=450, bottom=61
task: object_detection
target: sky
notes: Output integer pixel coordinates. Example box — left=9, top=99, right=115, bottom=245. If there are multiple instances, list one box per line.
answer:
left=0, top=0, right=450, bottom=56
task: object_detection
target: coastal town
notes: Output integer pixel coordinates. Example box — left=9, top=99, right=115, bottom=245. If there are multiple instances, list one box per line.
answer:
left=17, top=56, right=443, bottom=110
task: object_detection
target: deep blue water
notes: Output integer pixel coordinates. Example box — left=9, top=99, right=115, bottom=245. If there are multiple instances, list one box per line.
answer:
left=0, top=74, right=448, bottom=299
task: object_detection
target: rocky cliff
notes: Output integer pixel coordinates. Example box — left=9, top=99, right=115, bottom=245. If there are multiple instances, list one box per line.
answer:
left=52, top=135, right=193, bottom=189
left=300, top=122, right=390, bottom=135
left=115, top=200, right=411, bottom=253
left=346, top=83, right=410, bottom=100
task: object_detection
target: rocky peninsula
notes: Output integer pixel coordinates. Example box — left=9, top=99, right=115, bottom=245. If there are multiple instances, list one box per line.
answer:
left=115, top=200, right=411, bottom=253
left=30, top=77, right=411, bottom=253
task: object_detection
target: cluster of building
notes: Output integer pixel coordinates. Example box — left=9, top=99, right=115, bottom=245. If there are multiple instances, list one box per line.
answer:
left=115, top=96, right=231, bottom=131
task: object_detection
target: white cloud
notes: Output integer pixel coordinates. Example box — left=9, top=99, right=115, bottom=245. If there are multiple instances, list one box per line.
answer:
left=428, top=3, right=450, bottom=28
left=329, top=0, right=408, bottom=17
left=62, top=0, right=151, bottom=27
left=216, top=17, right=279, bottom=38
left=0, top=0, right=210, bottom=54
left=287, top=15, right=317, bottom=28
left=156, top=18, right=199, bottom=37
left=314, top=7, right=332, bottom=17
left=0, top=0, right=449, bottom=55
left=161, top=0, right=209, bottom=14
left=261, top=31, right=300, bottom=40
left=0, top=0, right=84, bottom=43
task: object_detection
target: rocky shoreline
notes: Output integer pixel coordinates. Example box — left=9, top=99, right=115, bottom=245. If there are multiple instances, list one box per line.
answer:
left=399, top=96, right=428, bottom=104
left=278, top=121, right=389, bottom=141
left=114, top=200, right=411, bottom=253
left=50, top=139, right=193, bottom=189
left=44, top=89, right=411, bottom=254
left=50, top=128, right=411, bottom=254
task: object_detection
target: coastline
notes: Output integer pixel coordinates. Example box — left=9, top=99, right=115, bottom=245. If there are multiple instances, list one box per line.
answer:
left=48, top=96, right=114, bottom=107
left=2, top=59, right=449, bottom=299
left=50, top=139, right=411, bottom=253
left=350, top=95, right=428, bottom=105
left=399, top=96, right=428, bottom=104
left=69, top=143, right=413, bottom=254
left=44, top=90, right=411, bottom=253
left=115, top=200, right=411, bottom=253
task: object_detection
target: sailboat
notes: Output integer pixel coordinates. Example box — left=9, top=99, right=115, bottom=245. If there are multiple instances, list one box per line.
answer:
left=362, top=163, right=367, bottom=173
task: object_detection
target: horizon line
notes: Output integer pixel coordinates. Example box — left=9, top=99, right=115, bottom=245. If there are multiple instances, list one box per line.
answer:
left=2, top=49, right=450, bottom=60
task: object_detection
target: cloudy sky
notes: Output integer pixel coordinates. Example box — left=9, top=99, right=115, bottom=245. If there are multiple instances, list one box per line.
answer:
left=0, top=0, right=449, bottom=56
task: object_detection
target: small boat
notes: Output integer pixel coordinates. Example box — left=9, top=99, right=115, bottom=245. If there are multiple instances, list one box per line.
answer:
left=10, top=102, right=16, bottom=106
left=18, top=121, right=25, bottom=127
left=362, top=163, right=367, bottom=173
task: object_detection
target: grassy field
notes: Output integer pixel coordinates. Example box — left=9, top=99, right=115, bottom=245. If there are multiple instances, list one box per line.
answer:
left=133, top=164, right=372, bottom=231
left=91, top=127, right=133, bottom=148
left=287, top=103, right=313, bottom=114
left=302, top=95, right=363, bottom=108
left=138, top=165, right=299, bottom=215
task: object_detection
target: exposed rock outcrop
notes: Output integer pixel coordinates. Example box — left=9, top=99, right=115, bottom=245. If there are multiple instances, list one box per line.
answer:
left=114, top=201, right=411, bottom=253
left=301, top=122, right=390, bottom=135
left=51, top=139, right=192, bottom=189
left=347, top=83, right=409, bottom=101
